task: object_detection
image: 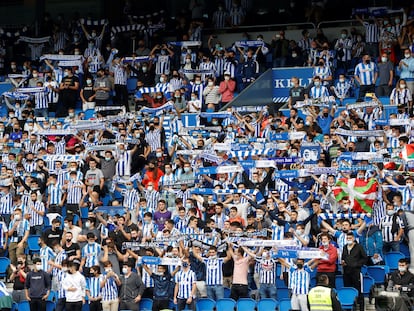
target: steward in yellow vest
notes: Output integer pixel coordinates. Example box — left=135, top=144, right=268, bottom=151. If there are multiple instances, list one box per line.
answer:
left=307, top=274, right=343, bottom=311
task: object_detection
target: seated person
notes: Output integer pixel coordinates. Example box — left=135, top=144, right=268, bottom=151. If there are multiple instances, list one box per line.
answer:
left=387, top=258, right=414, bottom=294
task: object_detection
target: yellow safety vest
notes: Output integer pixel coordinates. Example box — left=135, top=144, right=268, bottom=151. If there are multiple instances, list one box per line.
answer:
left=308, top=286, right=333, bottom=311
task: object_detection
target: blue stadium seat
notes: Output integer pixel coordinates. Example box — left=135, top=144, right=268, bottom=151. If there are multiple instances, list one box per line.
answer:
left=366, top=265, right=389, bottom=285
left=0, top=257, right=10, bottom=278
left=127, top=78, right=137, bottom=94
left=46, top=301, right=56, bottom=311
left=384, top=252, right=405, bottom=272
left=236, top=298, right=256, bottom=311
left=275, top=278, right=287, bottom=288
left=362, top=275, right=375, bottom=298
left=216, top=298, right=236, bottom=311
left=196, top=298, right=215, bottom=311
left=335, top=274, right=344, bottom=290
left=257, top=298, right=278, bottom=311
left=276, top=287, right=289, bottom=300
left=81, top=303, right=89, bottom=311
left=11, top=302, right=18, bottom=311
left=17, top=301, right=30, bottom=311
left=26, top=235, right=41, bottom=256
left=223, top=287, right=231, bottom=298
left=139, top=298, right=153, bottom=311
left=337, top=287, right=358, bottom=310
left=278, top=298, right=291, bottom=311
left=400, top=243, right=410, bottom=259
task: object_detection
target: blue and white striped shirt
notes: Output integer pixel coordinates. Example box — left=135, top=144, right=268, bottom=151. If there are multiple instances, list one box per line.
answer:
left=101, top=273, right=119, bottom=301
left=87, top=275, right=104, bottom=298
left=40, top=245, right=55, bottom=272
left=0, top=193, right=13, bottom=215
left=48, top=183, right=64, bottom=205
left=175, top=269, right=196, bottom=299
left=354, top=62, right=378, bottom=85
left=66, top=180, right=84, bottom=204
left=28, top=200, right=45, bottom=226
left=203, top=257, right=224, bottom=285
left=289, top=267, right=310, bottom=295
left=81, top=242, right=101, bottom=267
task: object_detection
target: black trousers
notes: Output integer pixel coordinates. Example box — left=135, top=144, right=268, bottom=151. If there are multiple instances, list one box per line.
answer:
left=358, top=84, right=375, bottom=101
left=56, top=298, right=66, bottom=311
left=343, top=268, right=364, bottom=308
left=230, top=284, right=249, bottom=301
left=177, top=298, right=195, bottom=311
left=152, top=299, right=169, bottom=311
left=114, top=84, right=129, bottom=111
left=65, top=301, right=82, bottom=311
left=29, top=298, right=46, bottom=311
left=89, top=300, right=102, bottom=311
left=119, top=301, right=138, bottom=311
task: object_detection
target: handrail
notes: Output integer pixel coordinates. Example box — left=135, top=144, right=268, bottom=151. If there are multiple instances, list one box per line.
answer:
left=317, top=19, right=360, bottom=29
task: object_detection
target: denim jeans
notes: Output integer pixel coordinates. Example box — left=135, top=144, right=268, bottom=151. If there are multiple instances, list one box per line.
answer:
left=206, top=285, right=224, bottom=300
left=383, top=241, right=400, bottom=254
left=259, top=283, right=277, bottom=299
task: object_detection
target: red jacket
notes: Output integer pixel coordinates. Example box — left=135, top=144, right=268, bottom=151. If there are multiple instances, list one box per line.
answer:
left=317, top=243, right=338, bottom=273
left=218, top=79, right=236, bottom=103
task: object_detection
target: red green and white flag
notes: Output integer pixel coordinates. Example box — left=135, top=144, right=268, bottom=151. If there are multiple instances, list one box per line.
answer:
left=333, top=177, right=378, bottom=213
left=401, top=144, right=414, bottom=161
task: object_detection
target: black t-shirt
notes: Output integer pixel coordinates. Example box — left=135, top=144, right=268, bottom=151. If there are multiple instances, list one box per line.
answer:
left=42, top=228, right=63, bottom=248
left=63, top=242, right=80, bottom=259
left=61, top=75, right=79, bottom=98
left=289, top=86, right=306, bottom=105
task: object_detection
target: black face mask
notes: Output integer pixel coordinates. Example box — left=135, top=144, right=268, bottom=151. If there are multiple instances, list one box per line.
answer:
left=365, top=59, right=371, bottom=64
left=297, top=263, right=303, bottom=269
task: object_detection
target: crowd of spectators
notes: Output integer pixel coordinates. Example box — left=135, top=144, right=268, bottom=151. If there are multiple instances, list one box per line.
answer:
left=1, top=3, right=414, bottom=311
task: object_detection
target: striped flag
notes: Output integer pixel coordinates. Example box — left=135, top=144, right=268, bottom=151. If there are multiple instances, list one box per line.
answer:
left=333, top=178, right=378, bottom=213
left=401, top=144, right=414, bottom=161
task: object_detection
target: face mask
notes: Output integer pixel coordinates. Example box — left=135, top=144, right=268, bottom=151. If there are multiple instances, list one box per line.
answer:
left=208, top=81, right=214, bottom=87
left=122, top=267, right=128, bottom=274
left=88, top=240, right=94, bottom=245
left=91, top=32, right=96, bottom=38
left=147, top=186, right=153, bottom=192
left=62, top=267, right=68, bottom=272
left=85, top=221, right=91, bottom=228
left=184, top=167, right=190, bottom=173
left=343, top=204, right=350, bottom=210
left=63, top=71, right=69, bottom=77
left=126, top=184, right=133, bottom=190
left=11, top=65, right=16, bottom=69
left=341, top=34, right=347, bottom=39
left=399, top=267, right=407, bottom=273
left=156, top=152, right=162, bottom=158
left=185, top=58, right=191, bottom=64
left=74, top=51, right=80, bottom=55
left=297, top=263, right=304, bottom=269
left=346, top=240, right=353, bottom=245
left=106, top=46, right=111, bottom=51
left=314, top=81, right=320, bottom=87
left=357, top=174, right=365, bottom=179
left=86, top=79, right=92, bottom=85
left=36, top=264, right=42, bottom=270
left=380, top=56, right=388, bottom=63
left=104, top=268, right=112, bottom=273
left=160, top=50, right=166, bottom=55
left=383, top=21, right=389, bottom=26
left=295, top=229, right=303, bottom=236
left=88, top=43, right=94, bottom=48
left=387, top=210, right=395, bottom=216
left=339, top=78, right=345, bottom=83
left=32, top=73, right=38, bottom=78
left=298, top=178, right=305, bottom=183
left=174, top=95, right=181, bottom=99
left=322, top=241, right=329, bottom=247
left=292, top=52, right=297, bottom=58
left=182, top=262, right=189, bottom=268
left=224, top=76, right=230, bottom=81
left=365, top=59, right=371, bottom=64
left=395, top=18, right=401, bottom=24
left=262, top=251, right=268, bottom=258
left=195, top=80, right=201, bottom=85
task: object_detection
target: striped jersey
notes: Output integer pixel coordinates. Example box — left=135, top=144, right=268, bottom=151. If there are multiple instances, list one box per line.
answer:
left=202, top=257, right=224, bottom=285
left=0, top=193, right=13, bottom=215
left=289, top=267, right=310, bottom=295
left=101, top=273, right=119, bottom=301
left=257, top=257, right=277, bottom=284
left=81, top=242, right=101, bottom=267
left=40, top=245, right=56, bottom=272
left=113, top=64, right=127, bottom=85
left=155, top=55, right=171, bottom=75
left=86, top=275, right=104, bottom=298
left=380, top=214, right=404, bottom=242
left=175, top=269, right=196, bottom=299
left=66, top=180, right=84, bottom=204
left=8, top=219, right=30, bottom=242
left=27, top=200, right=45, bottom=226
left=48, top=183, right=64, bottom=205
left=34, top=88, right=49, bottom=109
left=354, top=62, right=378, bottom=85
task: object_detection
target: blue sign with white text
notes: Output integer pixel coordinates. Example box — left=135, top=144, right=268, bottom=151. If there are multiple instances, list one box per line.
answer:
left=272, top=67, right=313, bottom=103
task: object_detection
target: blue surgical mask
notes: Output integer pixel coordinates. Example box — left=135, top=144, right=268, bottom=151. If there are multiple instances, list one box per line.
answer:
left=182, top=262, right=189, bottom=268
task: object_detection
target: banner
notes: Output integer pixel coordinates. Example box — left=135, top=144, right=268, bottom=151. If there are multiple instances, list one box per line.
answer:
left=110, top=24, right=146, bottom=41
left=141, top=256, right=181, bottom=266
left=19, top=36, right=51, bottom=44
left=42, top=155, right=82, bottom=162
left=2, top=92, right=30, bottom=100
left=273, top=246, right=328, bottom=259
left=335, top=128, right=384, bottom=137
left=238, top=239, right=296, bottom=247
left=196, top=165, right=244, bottom=175
left=168, top=41, right=202, bottom=47
left=94, top=205, right=126, bottom=216
left=40, top=54, right=83, bottom=61
left=140, top=102, right=174, bottom=115
left=234, top=40, right=264, bottom=48
left=272, top=67, right=313, bottom=103
left=300, top=144, right=320, bottom=165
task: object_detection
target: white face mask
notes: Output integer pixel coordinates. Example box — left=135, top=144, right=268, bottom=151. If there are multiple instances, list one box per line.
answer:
left=400, top=84, right=406, bottom=89
left=381, top=57, right=387, bottom=63
left=122, top=267, right=128, bottom=274
left=405, top=53, right=411, bottom=59
left=224, top=76, right=230, bottom=81
left=36, top=264, right=42, bottom=270
left=208, top=81, right=214, bottom=87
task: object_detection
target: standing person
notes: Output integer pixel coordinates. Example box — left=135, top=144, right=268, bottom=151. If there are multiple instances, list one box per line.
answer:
left=354, top=53, right=378, bottom=101
left=218, top=71, right=236, bottom=109
left=142, top=264, right=173, bottom=311
left=341, top=232, right=367, bottom=311
left=119, top=262, right=144, bottom=311
left=10, top=254, right=30, bottom=303
left=94, top=68, right=111, bottom=108
left=8, top=208, right=30, bottom=266
left=86, top=265, right=104, bottom=311
left=380, top=204, right=404, bottom=254
left=376, top=52, right=394, bottom=97
left=307, top=274, right=343, bottom=311
left=398, top=49, right=414, bottom=96
left=191, top=245, right=232, bottom=300
left=62, top=260, right=86, bottom=311
left=289, top=258, right=310, bottom=311
left=308, top=233, right=338, bottom=288
left=174, top=257, right=197, bottom=311
left=112, top=57, right=129, bottom=111
left=228, top=245, right=251, bottom=300
left=287, top=76, right=307, bottom=109
left=100, top=261, right=121, bottom=311
left=58, top=68, right=79, bottom=117
left=25, top=257, right=51, bottom=311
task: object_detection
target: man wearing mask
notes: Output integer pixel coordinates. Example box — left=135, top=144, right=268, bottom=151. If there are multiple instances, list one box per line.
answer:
left=399, top=49, right=414, bottom=96
left=376, top=52, right=394, bottom=97
left=380, top=203, right=404, bottom=254
left=62, top=260, right=86, bottom=311
left=119, top=261, right=144, bottom=311
left=143, top=264, right=173, bottom=311
left=174, top=257, right=197, bottom=311
left=93, top=68, right=111, bottom=109
left=354, top=53, right=378, bottom=101
left=341, top=232, right=367, bottom=310
left=271, top=31, right=289, bottom=67
left=25, top=257, right=51, bottom=311
left=58, top=68, right=79, bottom=117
